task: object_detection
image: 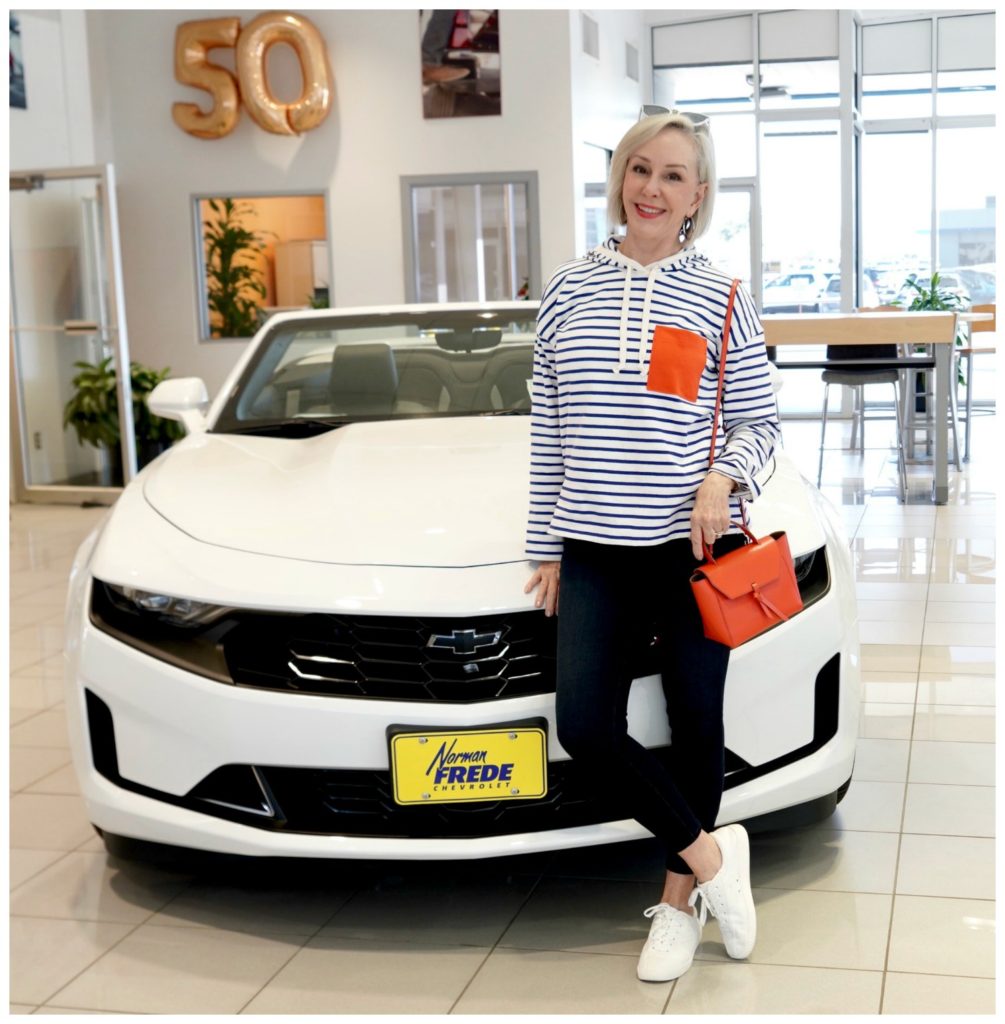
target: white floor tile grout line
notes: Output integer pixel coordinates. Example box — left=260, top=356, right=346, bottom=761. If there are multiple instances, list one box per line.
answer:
left=445, top=869, right=552, bottom=1014
left=25, top=902, right=168, bottom=1010
left=232, top=914, right=345, bottom=1014
left=876, top=501, right=937, bottom=1015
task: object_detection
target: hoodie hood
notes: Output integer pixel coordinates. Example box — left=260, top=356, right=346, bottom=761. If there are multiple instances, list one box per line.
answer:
left=586, top=236, right=710, bottom=374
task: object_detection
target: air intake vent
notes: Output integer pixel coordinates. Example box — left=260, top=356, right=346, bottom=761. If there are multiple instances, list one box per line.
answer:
left=626, top=42, right=640, bottom=82
left=582, top=14, right=599, bottom=59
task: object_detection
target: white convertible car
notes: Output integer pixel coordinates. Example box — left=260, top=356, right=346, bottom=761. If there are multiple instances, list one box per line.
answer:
left=65, top=302, right=860, bottom=861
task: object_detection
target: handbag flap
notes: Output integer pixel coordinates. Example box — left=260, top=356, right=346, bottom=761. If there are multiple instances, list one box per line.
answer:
left=695, top=535, right=788, bottom=600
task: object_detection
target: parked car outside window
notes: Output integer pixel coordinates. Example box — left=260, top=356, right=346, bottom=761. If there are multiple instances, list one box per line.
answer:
left=761, top=271, right=830, bottom=313
left=817, top=275, right=880, bottom=312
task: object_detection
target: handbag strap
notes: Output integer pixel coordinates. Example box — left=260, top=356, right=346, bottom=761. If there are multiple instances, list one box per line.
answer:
left=708, top=278, right=741, bottom=469
left=702, top=279, right=745, bottom=560
left=702, top=520, right=757, bottom=563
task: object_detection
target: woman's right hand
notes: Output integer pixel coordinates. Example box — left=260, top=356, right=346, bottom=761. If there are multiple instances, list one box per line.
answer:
left=524, top=560, right=560, bottom=617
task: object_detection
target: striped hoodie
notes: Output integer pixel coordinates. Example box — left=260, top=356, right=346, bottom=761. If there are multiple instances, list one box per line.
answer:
left=525, top=236, right=781, bottom=561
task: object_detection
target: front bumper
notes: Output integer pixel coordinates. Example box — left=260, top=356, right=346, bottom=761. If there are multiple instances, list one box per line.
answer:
left=65, top=570, right=860, bottom=859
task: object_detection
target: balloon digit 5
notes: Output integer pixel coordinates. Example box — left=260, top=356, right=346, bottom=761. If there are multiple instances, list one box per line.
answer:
left=171, top=18, right=242, bottom=140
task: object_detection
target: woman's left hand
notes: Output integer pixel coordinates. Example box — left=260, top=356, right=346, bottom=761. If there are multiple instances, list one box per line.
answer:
left=689, top=472, right=735, bottom=560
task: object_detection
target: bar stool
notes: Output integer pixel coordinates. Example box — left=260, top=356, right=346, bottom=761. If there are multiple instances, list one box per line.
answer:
left=958, top=303, right=996, bottom=461
left=855, top=305, right=963, bottom=472
left=817, top=342, right=908, bottom=501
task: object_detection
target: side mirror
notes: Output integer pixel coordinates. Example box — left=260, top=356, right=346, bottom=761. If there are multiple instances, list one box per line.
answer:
left=148, top=378, right=209, bottom=434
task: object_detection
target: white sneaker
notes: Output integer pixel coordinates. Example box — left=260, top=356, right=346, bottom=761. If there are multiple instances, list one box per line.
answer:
left=636, top=893, right=707, bottom=982
left=694, top=823, right=756, bottom=959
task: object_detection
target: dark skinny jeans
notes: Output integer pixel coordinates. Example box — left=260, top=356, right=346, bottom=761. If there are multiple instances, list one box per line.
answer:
left=555, top=534, right=744, bottom=873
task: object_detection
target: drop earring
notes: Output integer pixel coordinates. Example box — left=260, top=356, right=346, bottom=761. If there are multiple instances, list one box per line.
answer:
left=678, top=215, right=694, bottom=245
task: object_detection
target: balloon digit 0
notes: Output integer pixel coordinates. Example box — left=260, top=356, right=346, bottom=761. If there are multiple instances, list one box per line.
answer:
left=237, top=12, right=333, bottom=136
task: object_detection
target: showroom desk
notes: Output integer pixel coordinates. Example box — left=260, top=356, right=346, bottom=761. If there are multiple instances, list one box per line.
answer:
left=762, top=311, right=958, bottom=504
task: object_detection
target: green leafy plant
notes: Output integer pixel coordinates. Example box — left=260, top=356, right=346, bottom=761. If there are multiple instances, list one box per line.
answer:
left=900, top=271, right=968, bottom=385
left=901, top=272, right=966, bottom=326
left=62, top=356, right=119, bottom=449
left=203, top=198, right=268, bottom=338
left=63, top=357, right=185, bottom=455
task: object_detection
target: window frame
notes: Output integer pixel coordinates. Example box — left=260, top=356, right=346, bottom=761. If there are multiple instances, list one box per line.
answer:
left=190, top=189, right=332, bottom=343
left=400, top=171, right=542, bottom=304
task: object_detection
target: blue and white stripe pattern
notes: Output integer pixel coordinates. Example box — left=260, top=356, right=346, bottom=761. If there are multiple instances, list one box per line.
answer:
left=526, top=237, right=781, bottom=561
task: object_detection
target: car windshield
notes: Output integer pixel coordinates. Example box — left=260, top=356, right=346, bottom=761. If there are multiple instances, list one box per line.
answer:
left=212, top=307, right=539, bottom=436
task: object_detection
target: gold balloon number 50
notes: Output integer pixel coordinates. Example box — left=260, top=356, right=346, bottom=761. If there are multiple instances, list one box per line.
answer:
left=172, top=12, right=332, bottom=139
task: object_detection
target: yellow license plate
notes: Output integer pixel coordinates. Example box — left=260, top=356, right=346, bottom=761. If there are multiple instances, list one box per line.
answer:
left=389, top=724, right=547, bottom=806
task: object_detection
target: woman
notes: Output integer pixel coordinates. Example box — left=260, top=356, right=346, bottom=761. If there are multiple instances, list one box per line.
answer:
left=524, top=110, right=780, bottom=983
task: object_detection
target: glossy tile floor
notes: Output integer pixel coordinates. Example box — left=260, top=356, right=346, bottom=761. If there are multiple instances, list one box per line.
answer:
left=8, top=414, right=997, bottom=1014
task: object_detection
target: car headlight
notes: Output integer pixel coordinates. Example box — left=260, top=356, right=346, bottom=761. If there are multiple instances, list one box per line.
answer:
left=790, top=546, right=830, bottom=606
left=90, top=579, right=237, bottom=682
left=110, top=585, right=234, bottom=627
left=792, top=550, right=817, bottom=583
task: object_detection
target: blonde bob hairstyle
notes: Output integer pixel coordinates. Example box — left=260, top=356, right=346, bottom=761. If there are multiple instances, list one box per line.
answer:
left=607, top=112, right=717, bottom=243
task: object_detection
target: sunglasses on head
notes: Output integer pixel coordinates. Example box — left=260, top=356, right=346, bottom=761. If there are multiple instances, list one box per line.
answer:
left=638, top=105, right=710, bottom=129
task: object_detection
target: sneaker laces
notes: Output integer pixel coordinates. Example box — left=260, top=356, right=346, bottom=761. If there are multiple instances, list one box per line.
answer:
left=642, top=898, right=707, bottom=951
left=687, top=886, right=709, bottom=928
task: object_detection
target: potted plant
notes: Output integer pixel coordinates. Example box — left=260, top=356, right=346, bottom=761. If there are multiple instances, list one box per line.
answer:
left=203, top=197, right=269, bottom=338
left=63, top=356, right=185, bottom=485
left=900, top=271, right=968, bottom=389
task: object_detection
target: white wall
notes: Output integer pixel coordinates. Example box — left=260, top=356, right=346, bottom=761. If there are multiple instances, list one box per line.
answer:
left=86, top=9, right=578, bottom=395
left=568, top=10, right=646, bottom=255
left=9, top=9, right=96, bottom=168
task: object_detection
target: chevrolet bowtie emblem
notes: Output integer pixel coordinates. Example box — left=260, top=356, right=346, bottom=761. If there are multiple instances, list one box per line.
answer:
left=427, top=628, right=502, bottom=655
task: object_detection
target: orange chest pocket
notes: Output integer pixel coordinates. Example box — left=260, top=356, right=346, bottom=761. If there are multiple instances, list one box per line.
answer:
left=645, top=326, right=709, bottom=403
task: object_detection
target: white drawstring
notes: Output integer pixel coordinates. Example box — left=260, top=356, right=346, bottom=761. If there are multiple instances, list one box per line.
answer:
left=616, top=269, right=633, bottom=374
left=608, top=240, right=692, bottom=376
left=639, top=267, right=659, bottom=374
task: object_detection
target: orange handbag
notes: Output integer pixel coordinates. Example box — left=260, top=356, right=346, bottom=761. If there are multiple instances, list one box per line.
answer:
left=690, top=523, right=803, bottom=647
left=688, top=280, right=803, bottom=648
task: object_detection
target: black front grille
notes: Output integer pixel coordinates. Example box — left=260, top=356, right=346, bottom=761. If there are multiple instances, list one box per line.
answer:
left=255, top=758, right=634, bottom=838
left=224, top=612, right=559, bottom=703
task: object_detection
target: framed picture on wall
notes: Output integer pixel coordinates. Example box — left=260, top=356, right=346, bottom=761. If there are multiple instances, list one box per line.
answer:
left=419, top=9, right=500, bottom=119
left=10, top=12, right=27, bottom=109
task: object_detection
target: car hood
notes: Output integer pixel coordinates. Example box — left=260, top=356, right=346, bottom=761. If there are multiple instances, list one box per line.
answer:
left=142, top=417, right=532, bottom=568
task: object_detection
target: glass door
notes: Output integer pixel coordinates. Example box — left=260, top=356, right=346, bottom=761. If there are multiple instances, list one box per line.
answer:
left=9, top=165, right=136, bottom=503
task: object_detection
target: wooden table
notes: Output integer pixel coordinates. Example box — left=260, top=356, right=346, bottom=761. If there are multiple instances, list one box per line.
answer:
left=761, top=311, right=958, bottom=503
